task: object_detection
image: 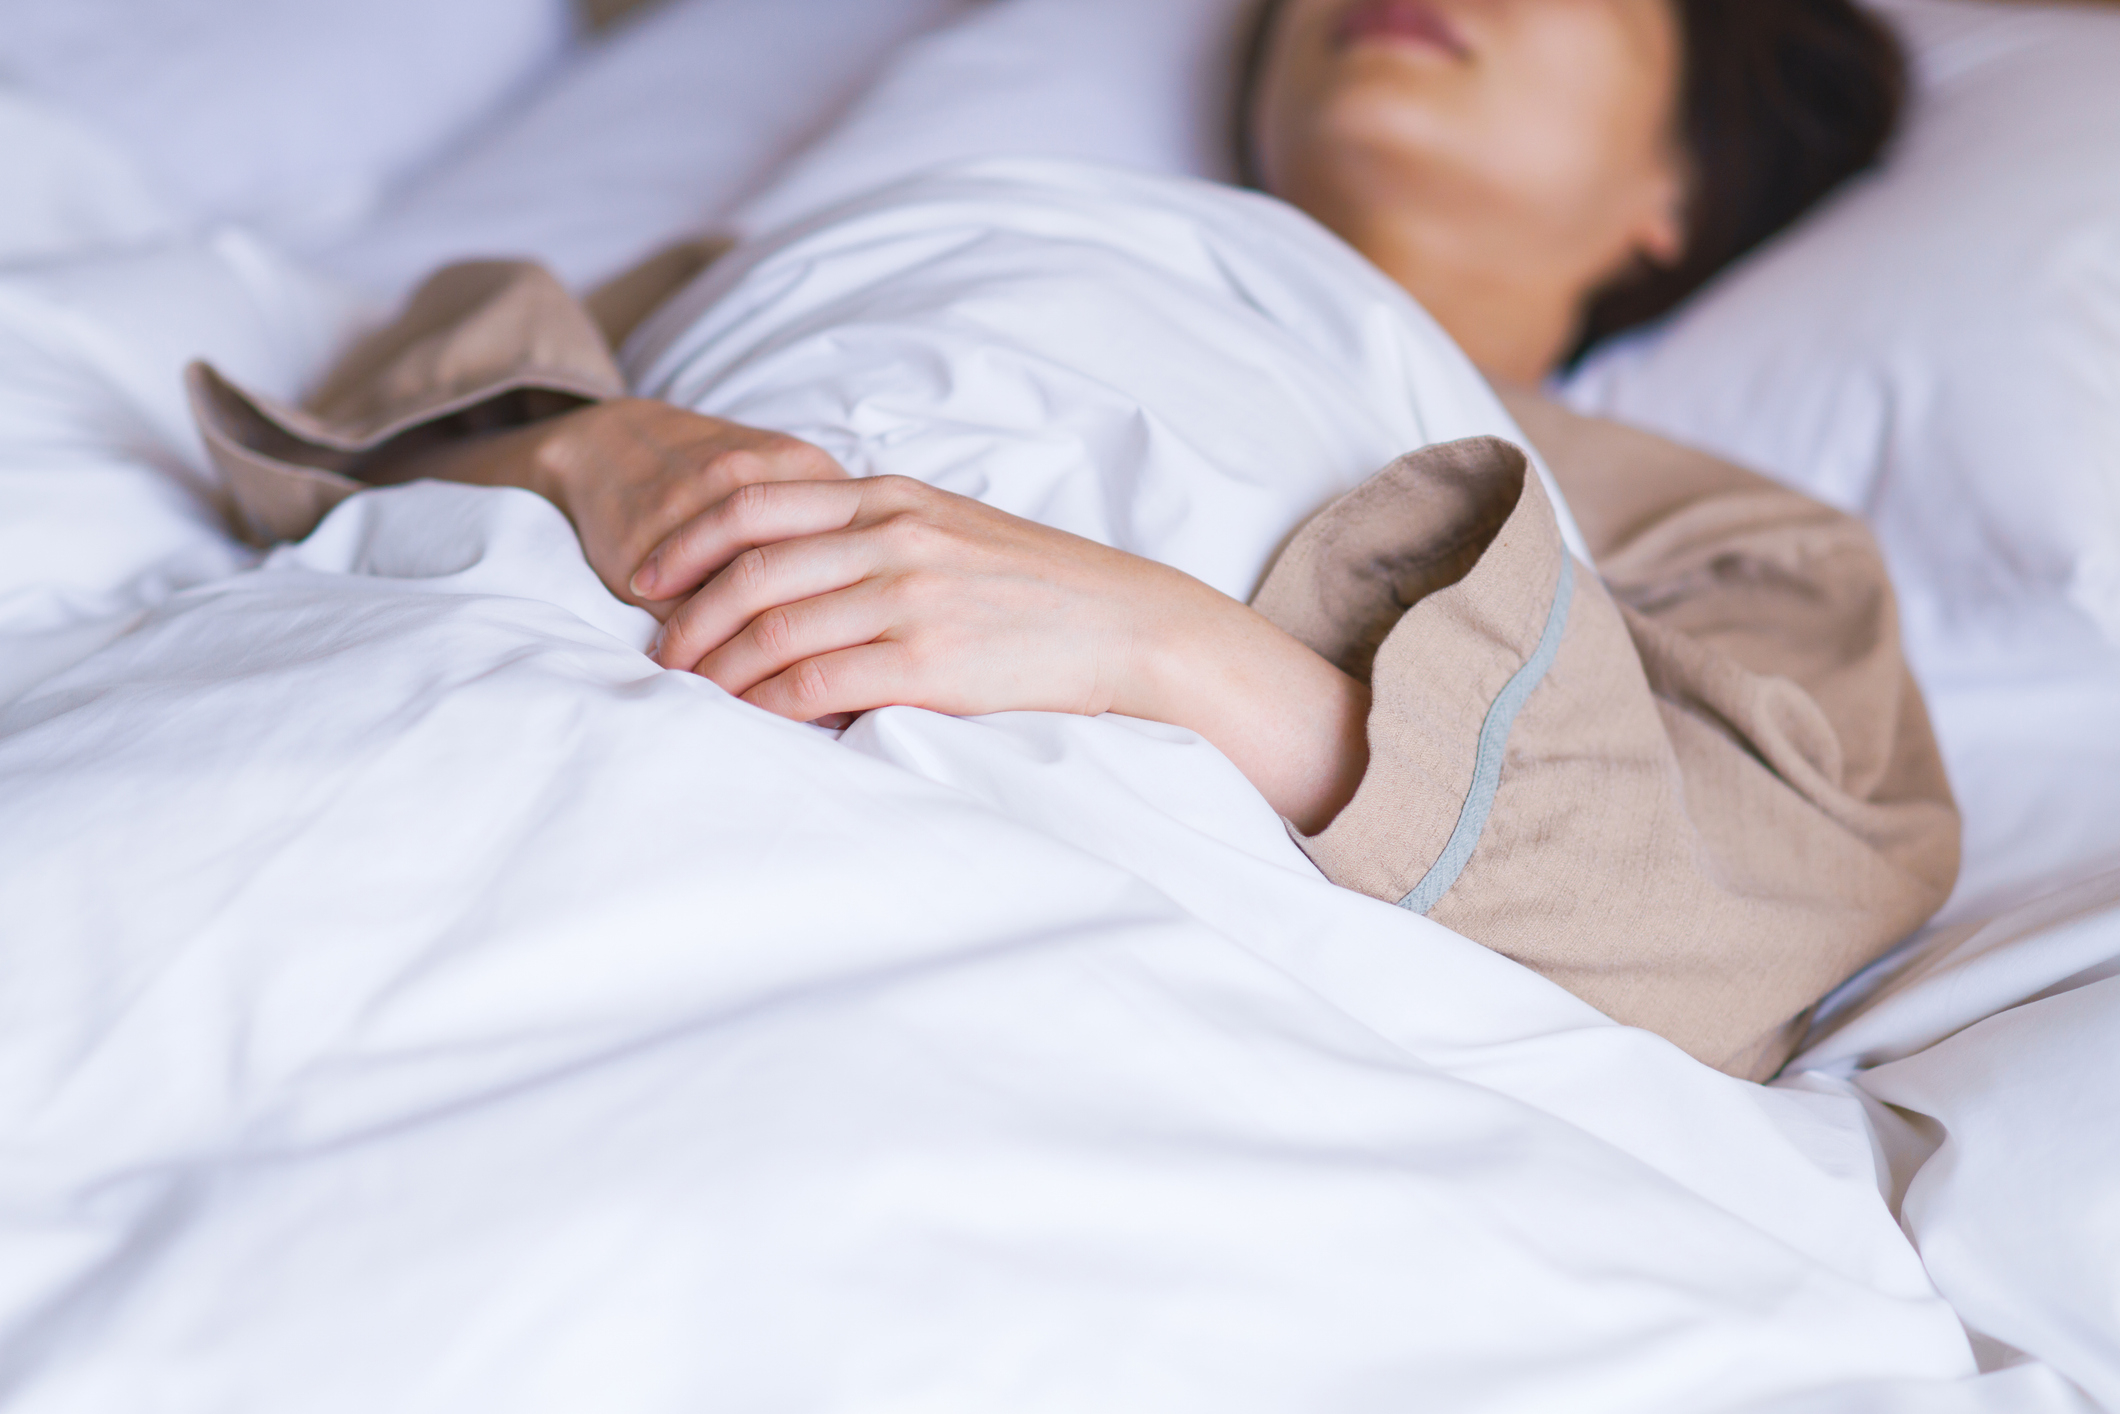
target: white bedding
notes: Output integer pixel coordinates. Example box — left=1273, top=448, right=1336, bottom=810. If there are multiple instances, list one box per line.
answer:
left=1797, top=868, right=2120, bottom=1409
left=624, top=162, right=1590, bottom=592
left=3, top=13, right=2119, bottom=1411
left=3, top=155, right=2116, bottom=1413
left=0, top=470, right=1995, bottom=1412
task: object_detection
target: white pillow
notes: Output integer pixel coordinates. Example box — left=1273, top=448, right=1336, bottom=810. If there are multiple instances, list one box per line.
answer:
left=1564, top=0, right=2120, bottom=652
left=733, top=0, right=1256, bottom=236
left=0, top=84, right=179, bottom=266
left=320, top=0, right=977, bottom=297
left=0, top=0, right=578, bottom=244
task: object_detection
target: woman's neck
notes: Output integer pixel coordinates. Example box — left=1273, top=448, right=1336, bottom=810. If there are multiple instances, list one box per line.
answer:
left=1351, top=220, right=1581, bottom=385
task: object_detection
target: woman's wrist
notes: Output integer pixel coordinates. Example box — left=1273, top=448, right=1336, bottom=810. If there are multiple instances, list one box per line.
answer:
left=357, top=412, right=578, bottom=517
left=1117, top=575, right=1370, bottom=835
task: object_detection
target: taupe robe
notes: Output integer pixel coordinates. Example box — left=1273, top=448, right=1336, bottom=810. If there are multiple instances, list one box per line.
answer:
left=184, top=252, right=1960, bottom=1081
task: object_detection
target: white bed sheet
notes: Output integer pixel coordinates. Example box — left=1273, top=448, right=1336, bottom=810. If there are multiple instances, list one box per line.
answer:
left=0, top=472, right=2003, bottom=1412
left=1796, top=869, right=2120, bottom=1406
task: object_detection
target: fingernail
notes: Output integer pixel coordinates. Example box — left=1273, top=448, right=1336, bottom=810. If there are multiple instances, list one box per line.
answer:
left=630, top=559, right=658, bottom=599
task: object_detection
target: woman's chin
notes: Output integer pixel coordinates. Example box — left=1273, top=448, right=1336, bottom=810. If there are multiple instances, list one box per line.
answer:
left=1306, top=70, right=1468, bottom=158
left=1278, top=93, right=1466, bottom=203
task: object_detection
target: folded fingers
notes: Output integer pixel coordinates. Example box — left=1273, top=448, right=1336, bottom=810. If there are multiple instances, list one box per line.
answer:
left=741, top=641, right=920, bottom=724
left=629, top=479, right=861, bottom=603
left=647, top=527, right=879, bottom=672
left=694, top=578, right=903, bottom=700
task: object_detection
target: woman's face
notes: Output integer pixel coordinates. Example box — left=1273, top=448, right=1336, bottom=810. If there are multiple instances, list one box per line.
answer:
left=1250, top=0, right=1688, bottom=379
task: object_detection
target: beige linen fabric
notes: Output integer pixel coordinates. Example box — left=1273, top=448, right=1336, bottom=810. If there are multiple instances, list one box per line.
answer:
left=186, top=256, right=1959, bottom=1081
left=1255, top=409, right=1958, bottom=1079
left=185, top=241, right=727, bottom=546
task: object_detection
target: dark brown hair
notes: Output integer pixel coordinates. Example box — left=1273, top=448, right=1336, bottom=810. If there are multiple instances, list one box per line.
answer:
left=1238, top=0, right=1909, bottom=362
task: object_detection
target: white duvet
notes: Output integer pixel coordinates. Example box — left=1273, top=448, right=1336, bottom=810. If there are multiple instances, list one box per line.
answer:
left=2, top=161, right=2116, bottom=1412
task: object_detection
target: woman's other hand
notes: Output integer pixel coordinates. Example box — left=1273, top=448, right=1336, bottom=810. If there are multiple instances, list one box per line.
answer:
left=632, top=475, right=1371, bottom=833
left=376, top=397, right=847, bottom=614
left=529, top=399, right=847, bottom=615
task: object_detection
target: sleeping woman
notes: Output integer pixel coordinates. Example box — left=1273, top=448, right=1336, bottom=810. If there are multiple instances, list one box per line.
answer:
left=186, top=0, right=1958, bottom=1080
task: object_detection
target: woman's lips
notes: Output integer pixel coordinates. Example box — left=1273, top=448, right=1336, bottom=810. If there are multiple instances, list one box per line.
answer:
left=1333, top=0, right=1471, bottom=58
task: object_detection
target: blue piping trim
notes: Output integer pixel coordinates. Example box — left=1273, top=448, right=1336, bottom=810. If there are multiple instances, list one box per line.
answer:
left=1399, top=553, right=1576, bottom=915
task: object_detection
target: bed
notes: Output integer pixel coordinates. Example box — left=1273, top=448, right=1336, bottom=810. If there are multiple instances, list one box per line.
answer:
left=2, top=1, right=2117, bottom=1410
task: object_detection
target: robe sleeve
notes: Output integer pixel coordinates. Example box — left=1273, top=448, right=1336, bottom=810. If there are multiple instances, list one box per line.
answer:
left=1252, top=398, right=1959, bottom=1080
left=187, top=239, right=726, bottom=544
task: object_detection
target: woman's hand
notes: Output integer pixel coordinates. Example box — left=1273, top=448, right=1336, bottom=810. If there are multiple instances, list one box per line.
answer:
left=370, top=397, right=847, bottom=615
left=633, top=474, right=1372, bottom=833
left=532, top=400, right=848, bottom=616
left=637, top=474, right=1175, bottom=719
